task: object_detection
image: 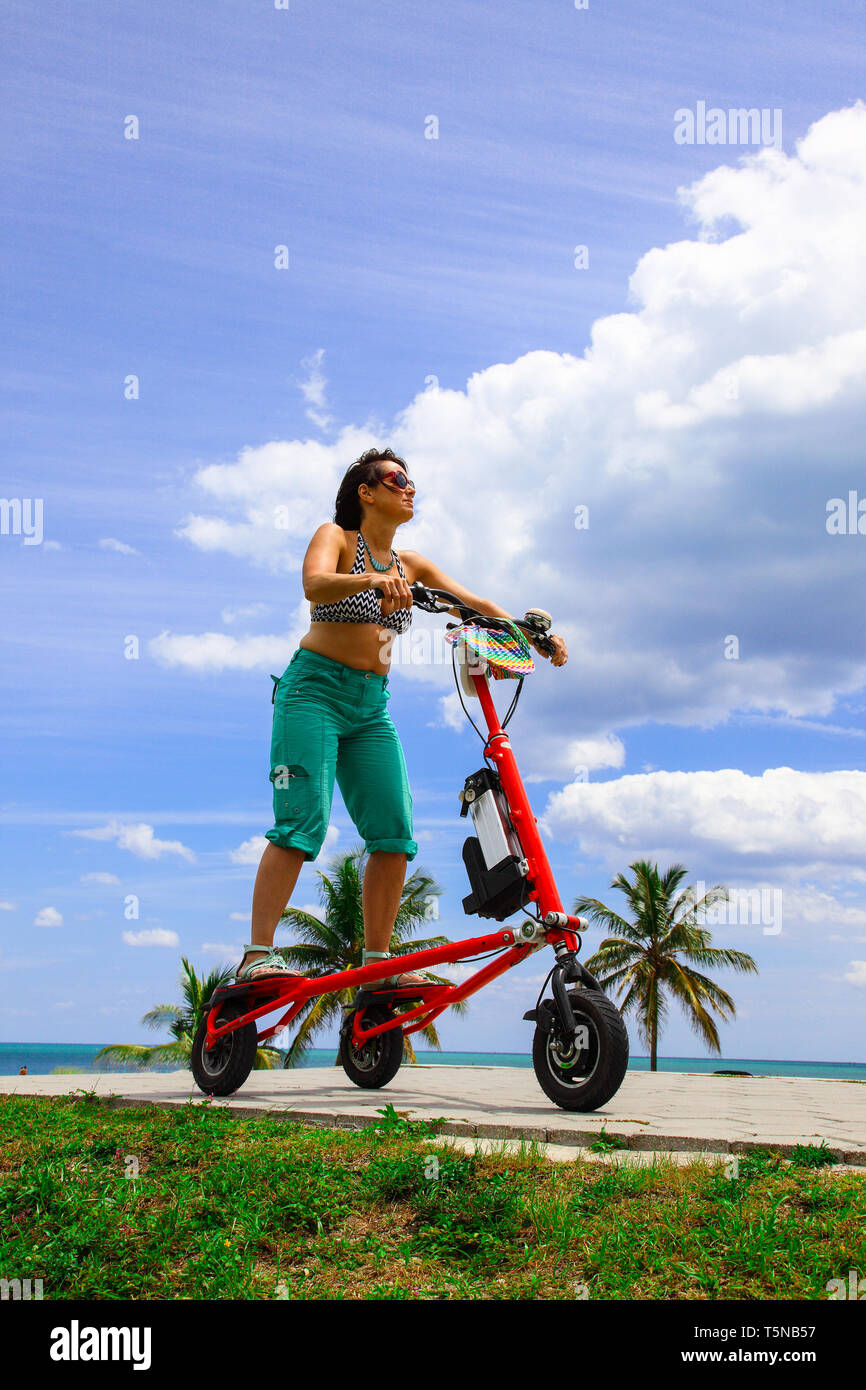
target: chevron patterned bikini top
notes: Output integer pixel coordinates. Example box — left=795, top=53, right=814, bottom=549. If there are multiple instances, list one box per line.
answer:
left=309, top=531, right=413, bottom=634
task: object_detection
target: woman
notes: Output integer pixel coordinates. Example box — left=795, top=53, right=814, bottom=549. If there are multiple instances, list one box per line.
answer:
left=237, top=447, right=569, bottom=987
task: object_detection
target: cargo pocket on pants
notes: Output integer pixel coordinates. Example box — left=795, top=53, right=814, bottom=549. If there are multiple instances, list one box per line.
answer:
left=270, top=761, right=317, bottom=826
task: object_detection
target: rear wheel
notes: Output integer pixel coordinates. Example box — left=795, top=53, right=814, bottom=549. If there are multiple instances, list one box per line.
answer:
left=339, top=1002, right=403, bottom=1089
left=191, top=999, right=258, bottom=1097
left=532, top=987, right=629, bottom=1112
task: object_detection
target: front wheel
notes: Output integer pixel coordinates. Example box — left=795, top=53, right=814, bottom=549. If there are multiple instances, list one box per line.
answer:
left=339, top=1002, right=403, bottom=1089
left=191, top=999, right=258, bottom=1097
left=532, top=987, right=629, bottom=1112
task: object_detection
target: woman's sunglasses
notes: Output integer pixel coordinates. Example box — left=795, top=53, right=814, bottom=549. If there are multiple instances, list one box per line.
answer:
left=377, top=469, right=416, bottom=493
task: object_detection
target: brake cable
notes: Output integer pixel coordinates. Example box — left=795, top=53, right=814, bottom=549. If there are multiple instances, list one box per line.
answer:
left=446, top=610, right=530, bottom=744
left=415, top=583, right=547, bottom=910
left=534, top=963, right=558, bottom=1014
left=423, top=587, right=561, bottom=1015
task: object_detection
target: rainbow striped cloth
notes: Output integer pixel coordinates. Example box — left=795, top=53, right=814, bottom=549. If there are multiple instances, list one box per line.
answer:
left=445, top=619, right=536, bottom=680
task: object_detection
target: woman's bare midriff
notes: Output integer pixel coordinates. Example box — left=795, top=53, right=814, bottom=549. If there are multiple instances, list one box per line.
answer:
left=300, top=621, right=398, bottom=675
left=298, top=530, right=416, bottom=676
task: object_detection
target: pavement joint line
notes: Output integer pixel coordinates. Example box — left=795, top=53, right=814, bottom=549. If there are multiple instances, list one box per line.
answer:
left=9, top=1089, right=866, bottom=1167
left=418, top=1135, right=866, bottom=1174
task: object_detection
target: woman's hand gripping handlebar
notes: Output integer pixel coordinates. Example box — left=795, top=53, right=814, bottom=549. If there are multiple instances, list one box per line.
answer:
left=371, top=579, right=565, bottom=662
left=366, top=571, right=414, bottom=619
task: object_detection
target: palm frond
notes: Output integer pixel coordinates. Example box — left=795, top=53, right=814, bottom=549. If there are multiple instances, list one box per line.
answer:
left=272, top=846, right=465, bottom=1063
left=573, top=860, right=758, bottom=1070
left=140, top=1005, right=183, bottom=1032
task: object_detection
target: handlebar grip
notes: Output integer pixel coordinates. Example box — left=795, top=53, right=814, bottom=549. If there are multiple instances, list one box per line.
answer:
left=372, top=580, right=424, bottom=600
left=373, top=581, right=557, bottom=656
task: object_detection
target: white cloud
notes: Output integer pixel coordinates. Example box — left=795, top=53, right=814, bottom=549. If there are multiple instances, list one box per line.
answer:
left=150, top=629, right=285, bottom=674
left=297, top=347, right=333, bottom=430
left=435, top=693, right=467, bottom=733
left=72, top=821, right=196, bottom=862
left=538, top=733, right=625, bottom=784
left=221, top=602, right=271, bottom=625
left=229, top=825, right=340, bottom=867
left=165, top=104, right=866, bottom=767
left=98, top=538, right=139, bottom=555
left=782, top=886, right=866, bottom=933
left=230, top=835, right=270, bottom=865
left=542, top=767, right=866, bottom=879
left=34, top=906, right=63, bottom=927
left=122, top=928, right=180, bottom=947
left=173, top=434, right=354, bottom=570
left=80, top=872, right=120, bottom=885
left=314, top=825, right=341, bottom=861
left=688, top=883, right=866, bottom=942
left=149, top=597, right=309, bottom=674
left=0, top=901, right=17, bottom=911
left=842, top=961, right=866, bottom=986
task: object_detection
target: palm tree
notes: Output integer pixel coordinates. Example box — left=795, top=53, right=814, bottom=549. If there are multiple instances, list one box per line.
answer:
left=269, top=843, right=468, bottom=1066
left=574, top=860, right=758, bottom=1071
left=93, top=957, right=282, bottom=1072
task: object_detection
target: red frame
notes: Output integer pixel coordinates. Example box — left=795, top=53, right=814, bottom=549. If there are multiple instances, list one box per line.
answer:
left=204, top=661, right=583, bottom=1055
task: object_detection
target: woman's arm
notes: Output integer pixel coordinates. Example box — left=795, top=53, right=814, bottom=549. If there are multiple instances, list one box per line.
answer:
left=305, top=524, right=413, bottom=616
left=399, top=550, right=497, bottom=620
left=303, top=523, right=374, bottom=605
left=402, top=549, right=568, bottom=665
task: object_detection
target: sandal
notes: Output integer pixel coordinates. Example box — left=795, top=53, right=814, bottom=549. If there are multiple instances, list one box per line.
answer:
left=367, top=973, right=432, bottom=991
left=362, top=950, right=432, bottom=991
left=236, top=944, right=306, bottom=983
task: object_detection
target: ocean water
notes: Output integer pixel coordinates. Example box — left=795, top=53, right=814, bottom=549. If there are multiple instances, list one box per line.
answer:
left=1, top=1042, right=864, bottom=1081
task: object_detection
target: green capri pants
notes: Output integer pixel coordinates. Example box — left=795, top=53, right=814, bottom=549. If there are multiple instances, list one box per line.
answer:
left=265, top=647, right=418, bottom=864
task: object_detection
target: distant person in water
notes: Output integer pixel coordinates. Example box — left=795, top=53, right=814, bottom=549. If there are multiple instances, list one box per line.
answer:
left=19, top=1066, right=26, bottom=1075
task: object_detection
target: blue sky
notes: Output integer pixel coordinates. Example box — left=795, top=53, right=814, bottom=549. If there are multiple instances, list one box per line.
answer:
left=3, top=1, right=866, bottom=1062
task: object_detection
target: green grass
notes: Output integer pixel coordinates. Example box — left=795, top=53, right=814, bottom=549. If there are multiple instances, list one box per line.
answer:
left=1, top=1094, right=864, bottom=1300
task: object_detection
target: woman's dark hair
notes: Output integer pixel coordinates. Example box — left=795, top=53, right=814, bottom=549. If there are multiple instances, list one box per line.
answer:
left=333, top=446, right=409, bottom=530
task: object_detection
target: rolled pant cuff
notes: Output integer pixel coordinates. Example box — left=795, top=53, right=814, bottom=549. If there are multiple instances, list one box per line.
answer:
left=264, top=829, right=319, bottom=861
left=365, top=837, right=418, bottom=862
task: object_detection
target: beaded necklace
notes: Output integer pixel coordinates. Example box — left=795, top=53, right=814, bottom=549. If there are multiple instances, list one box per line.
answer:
left=359, top=530, right=395, bottom=573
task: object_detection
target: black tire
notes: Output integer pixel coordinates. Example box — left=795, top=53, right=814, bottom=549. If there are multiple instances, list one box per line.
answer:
left=532, top=987, right=629, bottom=1112
left=339, top=1002, right=404, bottom=1089
left=191, top=998, right=258, bottom=1097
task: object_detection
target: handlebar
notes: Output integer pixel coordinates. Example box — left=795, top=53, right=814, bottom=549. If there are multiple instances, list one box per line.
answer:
left=371, top=580, right=558, bottom=658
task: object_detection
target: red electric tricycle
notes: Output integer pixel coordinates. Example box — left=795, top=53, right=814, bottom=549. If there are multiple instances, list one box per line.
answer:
left=191, top=582, right=629, bottom=1112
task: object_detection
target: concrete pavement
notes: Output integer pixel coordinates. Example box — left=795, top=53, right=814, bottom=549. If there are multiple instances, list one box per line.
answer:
left=2, top=1066, right=864, bottom=1165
